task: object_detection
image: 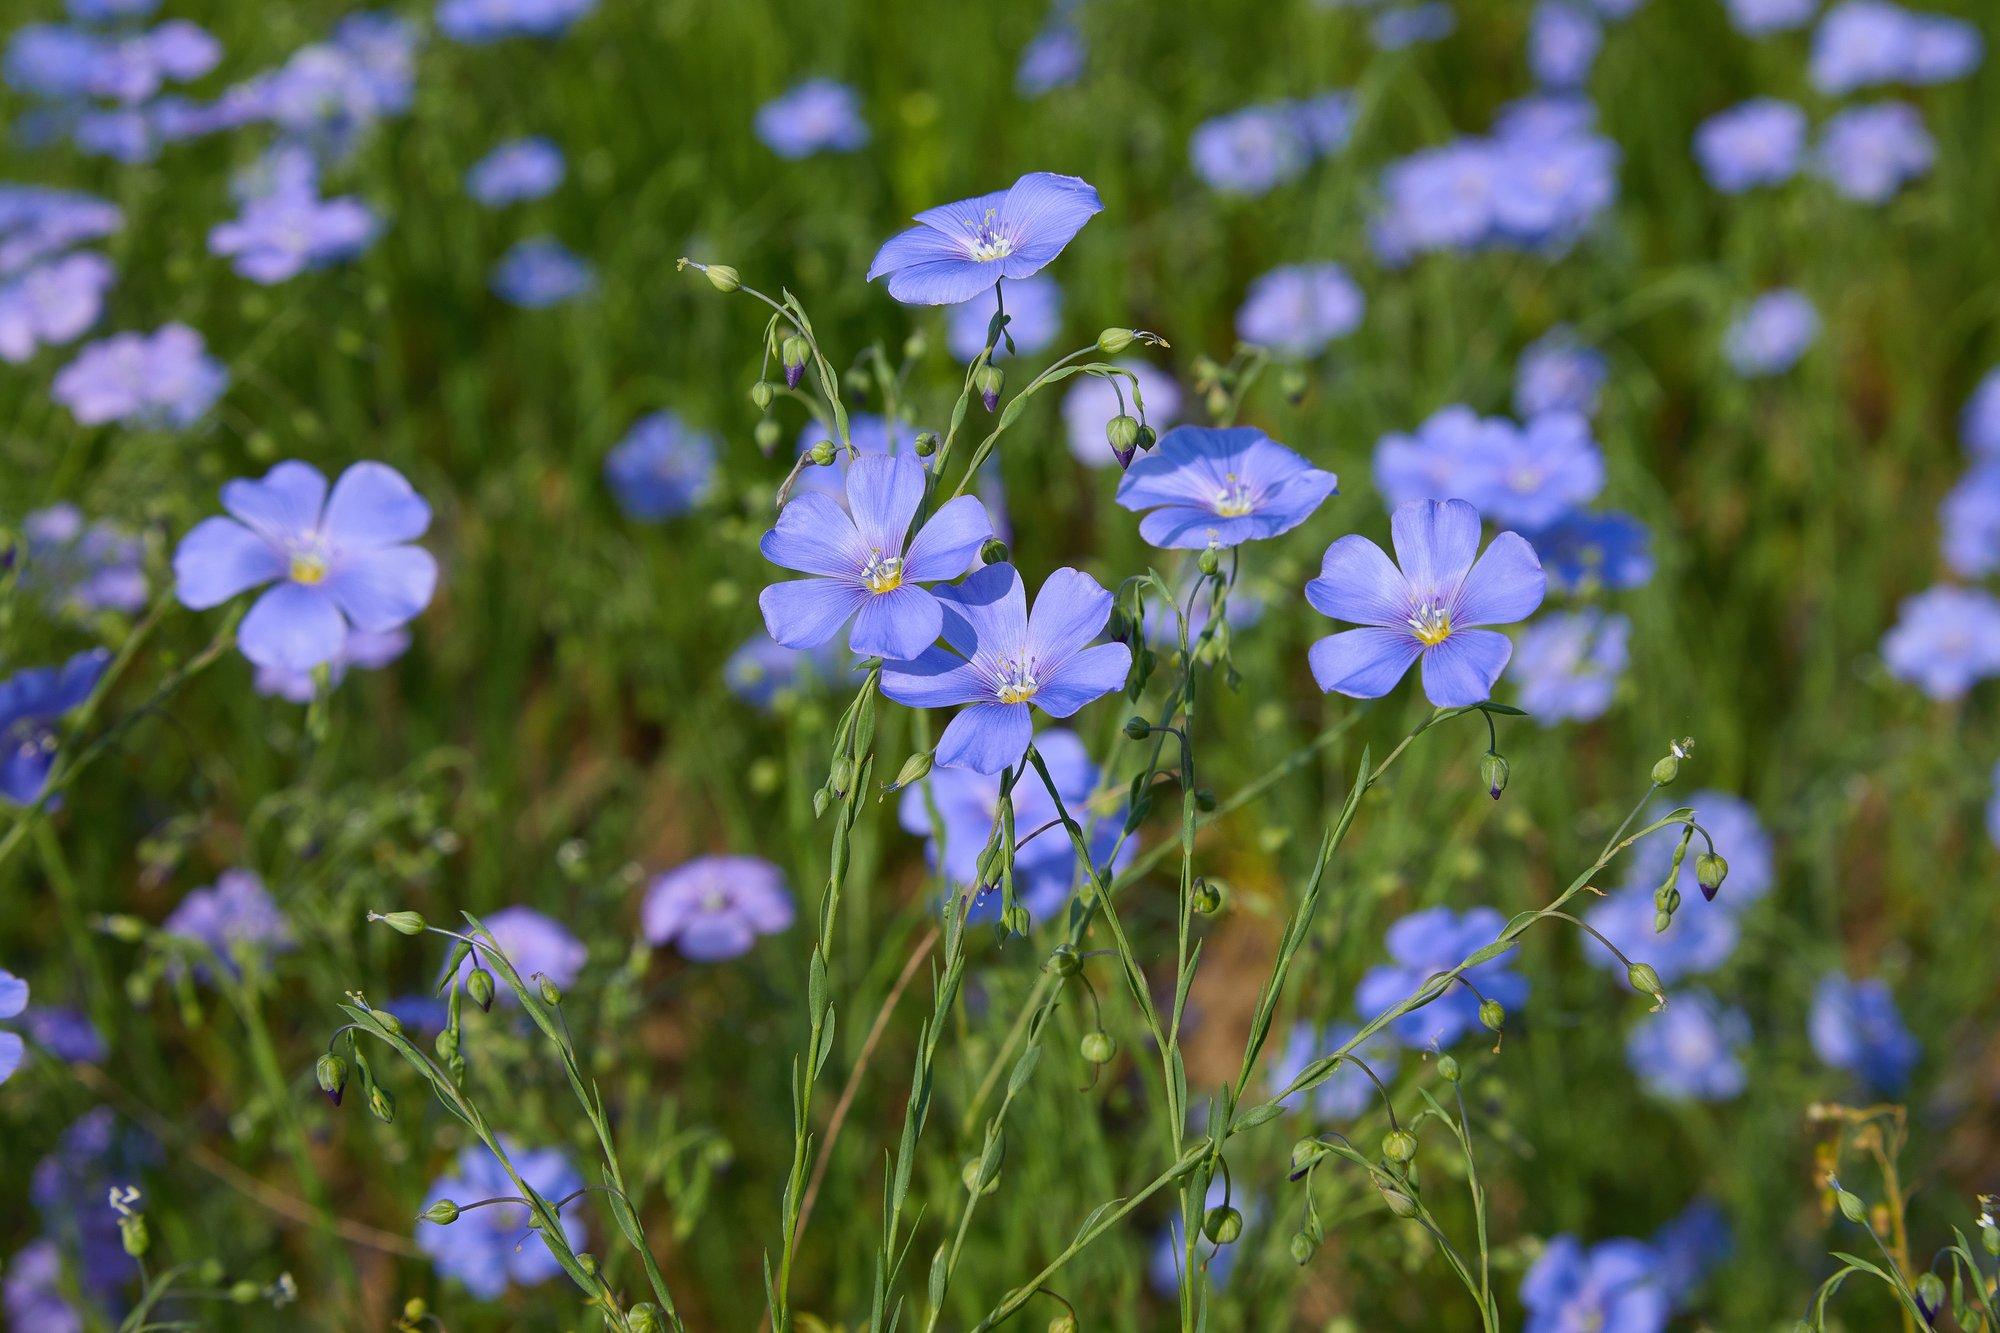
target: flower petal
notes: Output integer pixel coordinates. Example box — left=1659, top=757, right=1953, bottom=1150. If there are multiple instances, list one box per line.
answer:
left=901, top=494, right=993, bottom=583
left=321, top=545, right=438, bottom=632
left=866, top=221, right=966, bottom=281
left=886, top=258, right=1003, bottom=307
left=911, top=189, right=1012, bottom=238
left=997, top=172, right=1103, bottom=271
left=761, top=493, right=865, bottom=577
left=0, top=968, right=25, bottom=1019
left=0, top=1031, right=21, bottom=1084
left=760, top=577, right=867, bottom=649
left=1306, top=534, right=1408, bottom=628
left=1026, top=566, right=1114, bottom=667
left=1034, top=641, right=1131, bottom=716
left=851, top=584, right=944, bottom=661
left=881, top=645, right=990, bottom=708
left=321, top=462, right=431, bottom=548
left=935, top=562, right=1028, bottom=661
left=1137, top=508, right=1263, bottom=550
left=1420, top=629, right=1513, bottom=707
left=1308, top=628, right=1422, bottom=697
left=1390, top=498, right=1481, bottom=596
left=221, top=460, right=328, bottom=545
left=238, top=582, right=348, bottom=672
left=936, top=701, right=1033, bottom=773
left=1451, top=531, right=1546, bottom=627
left=845, top=454, right=926, bottom=556
left=173, top=517, right=285, bottom=609
left=673, top=915, right=756, bottom=961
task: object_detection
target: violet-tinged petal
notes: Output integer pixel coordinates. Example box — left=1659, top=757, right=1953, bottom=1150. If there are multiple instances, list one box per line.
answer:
left=1391, top=497, right=1481, bottom=594
left=1420, top=628, right=1513, bottom=707
left=221, top=460, right=327, bottom=543
left=761, top=493, right=866, bottom=577
left=1025, top=566, right=1114, bottom=667
left=674, top=915, right=757, bottom=962
left=1033, top=642, right=1131, bottom=716
left=911, top=189, right=1014, bottom=238
left=173, top=516, right=285, bottom=608
left=320, top=545, right=438, bottom=632
left=865, top=222, right=973, bottom=283
left=1305, top=535, right=1410, bottom=628
left=884, top=257, right=1009, bottom=307
left=844, top=454, right=926, bottom=555
left=881, top=646, right=991, bottom=708
left=759, top=578, right=867, bottom=649
left=1451, top=530, right=1546, bottom=626
left=321, top=462, right=430, bottom=548
left=0, top=969, right=25, bottom=1018
left=997, top=172, right=1103, bottom=273
left=901, top=494, right=993, bottom=582
left=935, top=701, right=1033, bottom=773
left=0, top=1031, right=21, bottom=1083
left=1135, top=509, right=1264, bottom=550
left=850, top=584, right=944, bottom=662
left=238, top=582, right=347, bottom=671
left=935, top=563, right=1029, bottom=655
left=1308, top=628, right=1422, bottom=697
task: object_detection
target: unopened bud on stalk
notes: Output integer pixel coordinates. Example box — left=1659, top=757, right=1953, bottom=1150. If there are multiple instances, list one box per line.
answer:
left=1000, top=903, right=1031, bottom=936
left=914, top=429, right=939, bottom=457
left=750, top=381, right=775, bottom=410
left=1136, top=424, right=1157, bottom=452
left=1280, top=366, right=1310, bottom=403
left=369, top=1083, right=396, bottom=1123
left=703, top=264, right=740, bottom=292
left=1479, top=1000, right=1506, bottom=1033
left=629, top=1305, right=664, bottom=1333
left=1192, top=879, right=1224, bottom=915
left=754, top=418, right=782, bottom=451
left=890, top=750, right=934, bottom=792
left=538, top=977, right=562, bottom=1006
left=1480, top=752, right=1509, bottom=800
left=374, top=910, right=426, bottom=936
left=1046, top=943, right=1081, bottom=977
left=1382, top=1130, right=1418, bottom=1164
left=1627, top=963, right=1665, bottom=1008
left=1124, top=715, right=1152, bottom=740
left=780, top=335, right=810, bottom=388
left=421, top=1200, right=461, bottom=1225
left=1695, top=853, right=1728, bottom=901
left=1106, top=413, right=1140, bottom=466
left=980, top=538, right=1009, bottom=565
left=1198, top=547, right=1221, bottom=576
left=1836, top=1190, right=1867, bottom=1223
left=1289, top=1231, right=1316, bottom=1265
left=1291, top=1138, right=1328, bottom=1173
left=1079, top=1030, right=1116, bottom=1064
left=1195, top=787, right=1216, bottom=812
left=228, top=1280, right=260, bottom=1304
left=1915, top=1272, right=1945, bottom=1324
left=1048, top=1315, right=1078, bottom=1333
left=316, top=1053, right=348, bottom=1105
left=1203, top=1205, right=1243, bottom=1245
left=374, top=1011, right=403, bottom=1037
left=1378, top=1184, right=1420, bottom=1218
left=467, top=967, right=495, bottom=1011
left=1097, top=327, right=1135, bottom=355
left=1205, top=385, right=1231, bottom=421
left=975, top=365, right=1003, bottom=412
left=808, top=439, right=837, bottom=467
left=1651, top=754, right=1680, bottom=785
left=1437, top=1054, right=1461, bottom=1083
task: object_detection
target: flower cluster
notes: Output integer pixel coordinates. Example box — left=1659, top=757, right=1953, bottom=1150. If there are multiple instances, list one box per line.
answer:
left=1188, top=93, right=1354, bottom=196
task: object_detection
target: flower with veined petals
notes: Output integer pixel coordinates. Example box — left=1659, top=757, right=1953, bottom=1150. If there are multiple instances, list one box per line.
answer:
left=1115, top=425, right=1337, bottom=550
left=881, top=563, right=1131, bottom=774
left=174, top=460, right=437, bottom=673
left=866, top=172, right=1102, bottom=306
left=758, top=453, right=992, bottom=663
left=1, top=648, right=109, bottom=806
left=1306, top=498, right=1546, bottom=708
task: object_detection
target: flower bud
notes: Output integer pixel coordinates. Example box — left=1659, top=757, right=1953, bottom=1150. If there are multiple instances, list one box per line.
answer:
left=538, top=977, right=562, bottom=1006
left=750, top=381, right=776, bottom=409
left=119, top=1214, right=149, bottom=1257
left=1205, top=385, right=1230, bottom=421
left=975, top=365, right=1003, bottom=412
left=1382, top=1129, right=1418, bottom=1164
left=1123, top=715, right=1152, bottom=740
left=435, top=1028, right=459, bottom=1060
left=1379, top=1184, right=1420, bottom=1217
left=999, top=903, right=1031, bottom=937
left=229, top=1280, right=260, bottom=1304
left=1291, top=1138, right=1327, bottom=1173
left=1983, top=1221, right=1999, bottom=1256
left=781, top=335, right=810, bottom=388
left=1079, top=1030, right=1115, bottom=1064
left=368, top=1083, right=396, bottom=1123
left=1197, top=547, right=1220, bottom=576
left=374, top=1011, right=403, bottom=1037
left=467, top=967, right=495, bottom=1011
left=890, top=750, right=934, bottom=792
left=421, top=1199, right=461, bottom=1225
left=1626, top=962, right=1664, bottom=1003
left=1290, top=1232, right=1316, bottom=1265
left=1650, top=754, right=1680, bottom=785
left=980, top=538, right=1009, bottom=565
left=1915, top=1272, right=1945, bottom=1323
left=316, top=1053, right=349, bottom=1105
left=1836, top=1190, right=1866, bottom=1223
left=1048, top=1315, right=1078, bottom=1333
left=630, top=1304, right=665, bottom=1333
left=1436, top=1054, right=1461, bottom=1083
left=1106, top=413, right=1140, bottom=465
left=1280, top=366, right=1310, bottom=403
left=1202, top=1205, right=1243, bottom=1245
left=754, top=418, right=782, bottom=451
left=902, top=331, right=927, bottom=360
left=703, top=264, right=740, bottom=293
left=842, top=368, right=871, bottom=400
left=808, top=439, right=837, bottom=467
left=1478, top=999, right=1505, bottom=1032
left=1480, top=752, right=1508, bottom=801
left=1135, top=424, right=1157, bottom=452
left=375, top=910, right=426, bottom=936
left=1096, top=327, right=1136, bottom=355
left=914, top=429, right=939, bottom=457
left=1695, top=853, right=1728, bottom=901
left=1191, top=879, right=1224, bottom=915
left=1046, top=943, right=1081, bottom=977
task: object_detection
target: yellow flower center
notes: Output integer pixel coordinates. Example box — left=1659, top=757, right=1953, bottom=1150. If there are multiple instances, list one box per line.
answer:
left=967, top=212, right=1014, bottom=263
left=861, top=552, right=904, bottom=594
left=1212, top=474, right=1255, bottom=518
left=1407, top=598, right=1453, bottom=646
left=290, top=552, right=329, bottom=585
left=995, top=656, right=1039, bottom=704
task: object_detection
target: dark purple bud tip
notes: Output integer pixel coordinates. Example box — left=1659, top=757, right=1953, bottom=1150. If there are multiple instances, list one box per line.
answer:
left=785, top=363, right=804, bottom=389
left=1112, top=446, right=1136, bottom=469
left=981, top=389, right=998, bottom=412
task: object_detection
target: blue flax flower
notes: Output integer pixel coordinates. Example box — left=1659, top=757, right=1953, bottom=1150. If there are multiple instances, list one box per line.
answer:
left=253, top=628, right=408, bottom=702
left=1728, top=0, right=1815, bottom=34
left=52, top=323, right=225, bottom=428
left=4, top=1240, right=82, bottom=1330
left=1650, top=1199, right=1731, bottom=1308
left=451, top=906, right=585, bottom=999
left=880, top=563, right=1131, bottom=774
left=1515, top=326, right=1607, bottom=418
left=1373, top=4, right=1456, bottom=49
left=723, top=634, right=852, bottom=710
left=0, top=251, right=112, bottom=362
left=1063, top=359, right=1180, bottom=468
left=0, top=969, right=25, bottom=1085
left=1269, top=1021, right=1399, bottom=1119
left=1587, top=884, right=1740, bottom=985
left=1016, top=22, right=1084, bottom=96
left=174, top=460, right=437, bottom=673
left=867, top=173, right=1101, bottom=306
left=1, top=648, right=109, bottom=806
left=1234, top=262, right=1364, bottom=358
left=1528, top=510, right=1653, bottom=593
left=1115, top=426, right=1337, bottom=549
left=1942, top=463, right=2000, bottom=577
left=419, top=1140, right=585, bottom=1298
left=1810, top=1, right=1982, bottom=94
left=1307, top=499, right=1546, bottom=708
left=1189, top=105, right=1313, bottom=195
left=162, top=870, right=295, bottom=978
left=1962, top=366, right=2000, bottom=455
left=0, top=185, right=120, bottom=274
left=1695, top=98, right=1807, bottom=193
left=1521, top=1235, right=1668, bottom=1333
left=208, top=184, right=379, bottom=284
left=1510, top=609, right=1629, bottom=724
left=1355, top=906, right=1528, bottom=1048
left=758, top=453, right=993, bottom=662
left=642, top=856, right=794, bottom=961
left=491, top=237, right=594, bottom=307
left=19, top=1005, right=104, bottom=1063
left=1626, top=991, right=1750, bottom=1102
left=946, top=273, right=1061, bottom=363
left=1814, top=102, right=1934, bottom=204
left=1724, top=289, right=1818, bottom=377
left=1809, top=971, right=1919, bottom=1095
left=466, top=136, right=564, bottom=205
left=435, top=0, right=596, bottom=44
left=754, top=79, right=869, bottom=159
left=1881, top=584, right=2000, bottom=698
left=1474, top=411, right=1605, bottom=530
left=1622, top=790, right=1774, bottom=905
left=1529, top=1, right=1602, bottom=89
left=1373, top=406, right=1517, bottom=510
left=21, top=500, right=141, bottom=617
left=605, top=410, right=716, bottom=521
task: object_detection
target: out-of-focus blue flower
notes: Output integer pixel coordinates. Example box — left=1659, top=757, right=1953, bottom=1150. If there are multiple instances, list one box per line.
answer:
left=1373, top=113, right=1618, bottom=261
left=0, top=185, right=120, bottom=276
left=174, top=460, right=437, bottom=673
left=1809, top=972, right=1919, bottom=1094
left=1814, top=102, right=1935, bottom=204
left=1511, top=609, right=1629, bottom=723
left=880, top=564, right=1131, bottom=774
left=1474, top=411, right=1605, bottom=530
left=53, top=323, right=225, bottom=428
left=69, top=0, right=163, bottom=18
left=253, top=628, right=409, bottom=702
left=0, top=251, right=112, bottom=362
left=491, top=237, right=595, bottom=307
left=162, top=869, right=295, bottom=978
left=947, top=273, right=1061, bottom=362
left=453, top=906, right=586, bottom=998
left=0, top=969, right=25, bottom=1084
left=723, top=634, right=852, bottom=710
left=1810, top=1, right=1982, bottom=94
left=1063, top=359, right=1181, bottom=468
left=4, top=20, right=218, bottom=105
left=1530, top=1, right=1602, bottom=88
left=1190, top=96, right=1358, bottom=194
left=1695, top=98, right=1807, bottom=193
left=1724, top=289, right=1818, bottom=377
left=1017, top=21, right=1084, bottom=96
left=868, top=173, right=1101, bottom=306
left=1145, top=571, right=1265, bottom=649
left=642, top=856, right=794, bottom=960
left=758, top=454, right=993, bottom=662
left=1650, top=1199, right=1731, bottom=1308
left=605, top=410, right=717, bottom=521
left=1941, top=463, right=2000, bottom=577
left=1269, top=1021, right=1399, bottom=1119
left=419, top=1141, right=585, bottom=1297
left=3, top=1239, right=83, bottom=1333
left=1588, top=883, right=1741, bottom=985
left=1355, top=906, right=1529, bottom=1048
left=466, top=136, right=565, bottom=206
left=1515, top=327, right=1606, bottom=419
left=1116, top=425, right=1337, bottom=549
left=18, top=504, right=146, bottom=615
left=1235, top=262, right=1364, bottom=358
left=754, top=79, right=869, bottom=159
left=1626, top=991, right=1750, bottom=1101
left=1521, top=1236, right=1669, bottom=1333
left=1964, top=367, right=2000, bottom=456
left=19, top=1006, right=105, bottom=1063
left=1, top=649, right=109, bottom=807
left=1373, top=3, right=1456, bottom=49
left=1310, top=499, right=1546, bottom=707
left=31, top=1107, right=152, bottom=1298
left=1528, top=510, right=1654, bottom=593
left=436, top=0, right=596, bottom=44
left=209, top=184, right=378, bottom=284
left=1623, top=790, right=1774, bottom=905
left=1373, top=406, right=1515, bottom=510
left=1881, top=584, right=2000, bottom=698
left=227, top=12, right=419, bottom=155
left=897, top=727, right=1129, bottom=924
left=1728, top=0, right=1817, bottom=35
